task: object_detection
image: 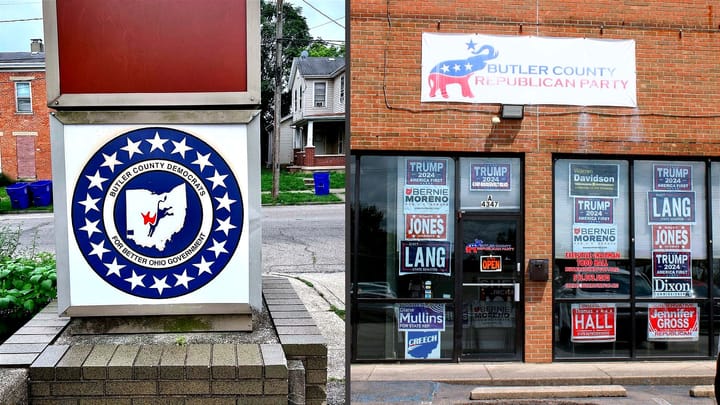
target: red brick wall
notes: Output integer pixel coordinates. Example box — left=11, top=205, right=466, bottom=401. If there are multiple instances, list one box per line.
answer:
left=315, top=155, right=345, bottom=167
left=0, top=71, right=52, bottom=181
left=351, top=1, right=720, bottom=363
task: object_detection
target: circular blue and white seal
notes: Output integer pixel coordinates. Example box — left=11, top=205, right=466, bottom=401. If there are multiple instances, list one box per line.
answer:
left=71, top=127, right=244, bottom=299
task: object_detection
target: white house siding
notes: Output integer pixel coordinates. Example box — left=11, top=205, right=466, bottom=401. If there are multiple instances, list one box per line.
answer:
left=332, top=74, right=345, bottom=113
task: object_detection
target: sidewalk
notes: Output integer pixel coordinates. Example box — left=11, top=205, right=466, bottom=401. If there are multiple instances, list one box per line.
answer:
left=352, top=360, right=717, bottom=403
left=352, top=360, right=716, bottom=386
left=271, top=271, right=346, bottom=404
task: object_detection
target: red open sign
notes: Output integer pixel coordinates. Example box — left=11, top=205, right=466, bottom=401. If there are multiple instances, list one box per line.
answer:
left=480, top=255, right=502, bottom=272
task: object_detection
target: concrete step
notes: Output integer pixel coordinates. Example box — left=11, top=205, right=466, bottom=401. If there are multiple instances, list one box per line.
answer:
left=690, top=385, right=714, bottom=398
left=470, top=385, right=627, bottom=400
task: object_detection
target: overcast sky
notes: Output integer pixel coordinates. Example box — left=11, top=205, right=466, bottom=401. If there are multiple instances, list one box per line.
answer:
left=0, top=0, right=345, bottom=52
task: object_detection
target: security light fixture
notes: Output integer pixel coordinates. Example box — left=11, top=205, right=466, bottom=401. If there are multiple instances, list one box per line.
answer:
left=501, top=104, right=524, bottom=119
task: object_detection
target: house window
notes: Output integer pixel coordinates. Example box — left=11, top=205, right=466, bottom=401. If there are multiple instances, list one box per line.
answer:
left=15, top=82, right=32, bottom=113
left=340, top=75, right=345, bottom=103
left=314, top=82, right=326, bottom=107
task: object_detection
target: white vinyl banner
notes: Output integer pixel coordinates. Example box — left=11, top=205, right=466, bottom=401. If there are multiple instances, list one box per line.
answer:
left=421, top=33, right=637, bottom=107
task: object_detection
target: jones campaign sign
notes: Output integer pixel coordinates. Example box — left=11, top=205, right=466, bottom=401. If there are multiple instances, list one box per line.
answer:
left=405, top=214, right=447, bottom=240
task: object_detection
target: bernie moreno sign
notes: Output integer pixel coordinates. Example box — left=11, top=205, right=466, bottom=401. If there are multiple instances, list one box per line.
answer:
left=421, top=33, right=636, bottom=107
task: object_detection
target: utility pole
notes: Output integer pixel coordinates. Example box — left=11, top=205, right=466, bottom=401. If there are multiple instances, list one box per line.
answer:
left=271, top=0, right=283, bottom=200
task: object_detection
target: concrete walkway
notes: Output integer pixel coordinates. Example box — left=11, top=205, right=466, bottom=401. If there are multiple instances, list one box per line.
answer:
left=352, top=360, right=716, bottom=386
left=352, top=360, right=718, bottom=403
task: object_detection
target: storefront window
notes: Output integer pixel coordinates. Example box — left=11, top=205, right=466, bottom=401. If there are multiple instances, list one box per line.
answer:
left=354, top=155, right=455, bottom=360
left=554, top=159, right=632, bottom=358
left=554, top=158, right=714, bottom=359
left=459, top=158, right=521, bottom=211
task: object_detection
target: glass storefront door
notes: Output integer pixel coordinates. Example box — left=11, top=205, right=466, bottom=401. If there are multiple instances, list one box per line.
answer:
left=458, top=215, right=523, bottom=360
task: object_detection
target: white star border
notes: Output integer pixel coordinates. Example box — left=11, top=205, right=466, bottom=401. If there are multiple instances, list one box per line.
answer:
left=71, top=128, right=244, bottom=299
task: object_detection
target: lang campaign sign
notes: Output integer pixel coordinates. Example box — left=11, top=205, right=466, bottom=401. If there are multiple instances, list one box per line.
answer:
left=422, top=33, right=636, bottom=107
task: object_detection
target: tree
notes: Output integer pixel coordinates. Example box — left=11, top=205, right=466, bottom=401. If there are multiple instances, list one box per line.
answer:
left=260, top=0, right=312, bottom=145
left=307, top=41, right=345, bottom=57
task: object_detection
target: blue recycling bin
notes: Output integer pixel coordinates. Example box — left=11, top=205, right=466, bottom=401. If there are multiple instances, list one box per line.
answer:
left=29, top=180, right=53, bottom=207
left=6, top=182, right=30, bottom=210
left=313, top=172, right=330, bottom=196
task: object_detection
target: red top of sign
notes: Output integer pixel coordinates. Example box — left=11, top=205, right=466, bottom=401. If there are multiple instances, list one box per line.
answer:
left=55, top=0, right=248, bottom=95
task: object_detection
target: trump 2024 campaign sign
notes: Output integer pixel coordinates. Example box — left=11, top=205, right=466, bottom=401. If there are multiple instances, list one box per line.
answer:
left=52, top=115, right=260, bottom=316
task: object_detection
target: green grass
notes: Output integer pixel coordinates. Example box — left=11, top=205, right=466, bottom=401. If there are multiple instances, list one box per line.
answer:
left=261, top=169, right=345, bottom=192
left=261, top=192, right=342, bottom=205
left=0, top=187, right=53, bottom=214
left=330, top=304, right=346, bottom=320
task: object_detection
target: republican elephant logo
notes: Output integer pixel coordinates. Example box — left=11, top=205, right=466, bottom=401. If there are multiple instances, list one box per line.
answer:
left=428, top=44, right=498, bottom=99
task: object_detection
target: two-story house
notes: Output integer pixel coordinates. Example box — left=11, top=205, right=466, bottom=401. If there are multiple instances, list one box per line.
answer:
left=0, top=39, right=52, bottom=182
left=282, top=55, right=345, bottom=171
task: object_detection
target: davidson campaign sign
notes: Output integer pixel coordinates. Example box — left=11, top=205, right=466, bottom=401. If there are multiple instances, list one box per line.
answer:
left=569, top=164, right=619, bottom=198
left=421, top=33, right=636, bottom=107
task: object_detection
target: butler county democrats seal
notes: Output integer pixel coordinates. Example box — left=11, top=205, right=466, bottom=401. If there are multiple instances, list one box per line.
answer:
left=71, top=127, right=244, bottom=299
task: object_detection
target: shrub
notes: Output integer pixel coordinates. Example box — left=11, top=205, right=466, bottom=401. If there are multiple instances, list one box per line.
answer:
left=0, top=253, right=57, bottom=315
left=0, top=224, right=57, bottom=318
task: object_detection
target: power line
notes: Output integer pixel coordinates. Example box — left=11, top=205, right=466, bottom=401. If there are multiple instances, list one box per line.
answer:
left=299, top=0, right=344, bottom=29
left=0, top=17, right=42, bottom=23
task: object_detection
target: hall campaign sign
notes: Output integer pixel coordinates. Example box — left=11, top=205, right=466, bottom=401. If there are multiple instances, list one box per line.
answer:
left=421, top=33, right=636, bottom=107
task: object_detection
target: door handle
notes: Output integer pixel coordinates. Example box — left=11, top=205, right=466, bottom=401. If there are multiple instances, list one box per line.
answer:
left=514, top=283, right=520, bottom=302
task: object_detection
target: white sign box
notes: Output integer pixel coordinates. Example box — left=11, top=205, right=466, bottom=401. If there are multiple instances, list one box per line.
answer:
left=51, top=111, right=261, bottom=316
